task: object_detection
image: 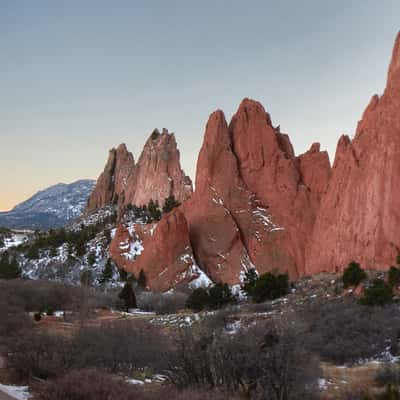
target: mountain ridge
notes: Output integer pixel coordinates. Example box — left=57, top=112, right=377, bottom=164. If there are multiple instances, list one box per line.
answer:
left=0, top=179, right=95, bottom=230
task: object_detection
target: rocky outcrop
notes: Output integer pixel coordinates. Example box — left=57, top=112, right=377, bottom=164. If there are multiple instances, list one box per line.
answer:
left=185, top=100, right=331, bottom=283
left=86, top=144, right=135, bottom=213
left=124, top=129, right=193, bottom=207
left=306, top=32, right=400, bottom=274
left=109, top=209, right=207, bottom=291
left=86, top=129, right=192, bottom=214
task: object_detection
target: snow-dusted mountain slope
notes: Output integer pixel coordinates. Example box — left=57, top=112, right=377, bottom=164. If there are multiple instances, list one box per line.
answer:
left=0, top=180, right=95, bottom=230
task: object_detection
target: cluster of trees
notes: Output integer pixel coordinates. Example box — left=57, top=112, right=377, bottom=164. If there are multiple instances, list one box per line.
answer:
left=242, top=269, right=290, bottom=303
left=25, top=212, right=117, bottom=260
left=0, top=251, right=21, bottom=279
left=186, top=283, right=235, bottom=312
left=126, top=195, right=181, bottom=223
left=186, top=270, right=290, bottom=311
left=342, top=261, right=397, bottom=306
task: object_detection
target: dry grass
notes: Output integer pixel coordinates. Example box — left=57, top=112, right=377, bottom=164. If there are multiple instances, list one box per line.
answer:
left=321, top=362, right=382, bottom=399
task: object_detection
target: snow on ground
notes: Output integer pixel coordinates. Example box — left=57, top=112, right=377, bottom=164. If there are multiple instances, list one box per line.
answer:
left=0, top=384, right=31, bottom=400
left=126, top=379, right=145, bottom=385
left=126, top=375, right=167, bottom=385
left=1, top=233, right=29, bottom=251
left=188, top=264, right=212, bottom=289
left=150, top=313, right=200, bottom=328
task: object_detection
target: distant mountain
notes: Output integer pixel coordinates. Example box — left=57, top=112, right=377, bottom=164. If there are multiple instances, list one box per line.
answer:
left=0, top=180, right=95, bottom=230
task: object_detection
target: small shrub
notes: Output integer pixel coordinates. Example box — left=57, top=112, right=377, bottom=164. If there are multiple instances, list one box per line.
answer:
left=186, top=284, right=235, bottom=312
left=34, top=312, right=42, bottom=322
left=137, top=291, right=187, bottom=314
left=46, top=307, right=54, bottom=316
left=359, top=279, right=393, bottom=306
left=251, top=272, right=289, bottom=303
left=342, top=261, right=367, bottom=288
left=388, top=266, right=400, bottom=287
left=186, top=287, right=210, bottom=311
left=242, top=268, right=258, bottom=297
left=87, top=252, right=96, bottom=266
left=208, top=283, right=235, bottom=309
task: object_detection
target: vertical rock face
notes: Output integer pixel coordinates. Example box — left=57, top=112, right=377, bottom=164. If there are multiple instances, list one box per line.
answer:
left=86, top=129, right=193, bottom=214
left=306, top=32, right=400, bottom=274
left=185, top=100, right=331, bottom=283
left=86, top=144, right=135, bottom=213
left=109, top=209, right=206, bottom=291
left=124, top=129, right=193, bottom=207
left=184, top=111, right=253, bottom=284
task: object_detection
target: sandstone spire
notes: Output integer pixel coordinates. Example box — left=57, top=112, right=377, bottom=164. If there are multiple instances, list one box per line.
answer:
left=306, top=31, right=400, bottom=274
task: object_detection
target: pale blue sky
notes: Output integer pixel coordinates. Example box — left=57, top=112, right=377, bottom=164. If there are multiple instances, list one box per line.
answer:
left=1, top=0, right=399, bottom=210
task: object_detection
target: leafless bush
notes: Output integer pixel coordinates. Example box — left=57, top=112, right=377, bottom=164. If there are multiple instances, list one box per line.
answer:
left=38, top=369, right=237, bottom=400
left=137, top=291, right=187, bottom=314
left=7, top=330, right=72, bottom=380
left=38, top=369, right=143, bottom=400
left=0, top=298, right=32, bottom=343
left=341, top=388, right=370, bottom=400
left=7, top=319, right=171, bottom=380
left=376, top=364, right=400, bottom=387
left=167, top=319, right=319, bottom=400
left=302, top=299, right=400, bottom=364
left=0, top=279, right=116, bottom=318
left=71, top=320, right=171, bottom=373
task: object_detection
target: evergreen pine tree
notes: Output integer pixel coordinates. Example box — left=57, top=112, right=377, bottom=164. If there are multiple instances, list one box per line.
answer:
left=162, top=195, right=181, bottom=213
left=0, top=253, right=21, bottom=279
left=118, top=282, right=137, bottom=311
left=118, top=268, right=128, bottom=282
left=342, top=261, right=367, bottom=288
left=100, top=259, right=113, bottom=284
left=27, top=245, right=40, bottom=260
left=148, top=199, right=162, bottom=222
left=137, top=269, right=147, bottom=289
left=242, top=268, right=258, bottom=297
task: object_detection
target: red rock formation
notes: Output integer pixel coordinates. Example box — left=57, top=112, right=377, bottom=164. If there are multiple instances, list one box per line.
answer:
left=306, top=32, right=400, bottom=274
left=109, top=208, right=206, bottom=292
left=86, top=144, right=135, bottom=213
left=124, top=129, right=193, bottom=207
left=86, top=129, right=192, bottom=214
left=184, top=111, right=252, bottom=284
left=185, top=100, right=331, bottom=283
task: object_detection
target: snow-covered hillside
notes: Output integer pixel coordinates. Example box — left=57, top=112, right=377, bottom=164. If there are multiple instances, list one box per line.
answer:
left=18, top=207, right=121, bottom=286
left=0, top=179, right=95, bottom=230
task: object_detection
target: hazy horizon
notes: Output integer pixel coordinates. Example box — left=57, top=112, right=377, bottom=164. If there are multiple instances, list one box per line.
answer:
left=1, top=1, right=400, bottom=211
